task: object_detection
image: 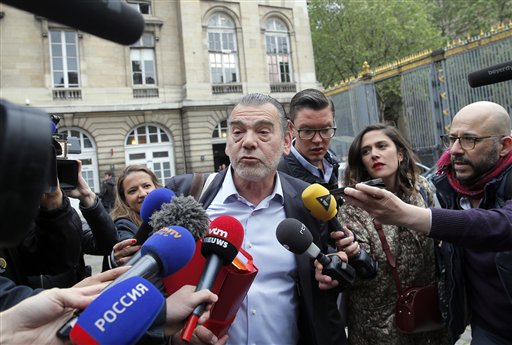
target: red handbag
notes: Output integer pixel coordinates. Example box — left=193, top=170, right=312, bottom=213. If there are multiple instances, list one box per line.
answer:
left=374, top=221, right=444, bottom=334
left=395, top=284, right=443, bottom=333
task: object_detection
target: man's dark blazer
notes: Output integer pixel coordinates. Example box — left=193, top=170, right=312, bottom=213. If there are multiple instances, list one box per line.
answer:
left=167, top=168, right=346, bottom=345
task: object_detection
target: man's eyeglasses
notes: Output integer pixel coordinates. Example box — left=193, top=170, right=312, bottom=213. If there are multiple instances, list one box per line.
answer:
left=440, top=135, right=503, bottom=150
left=291, top=123, right=336, bottom=140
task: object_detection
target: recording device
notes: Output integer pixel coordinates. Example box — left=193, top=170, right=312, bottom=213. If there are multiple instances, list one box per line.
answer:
left=47, top=114, right=82, bottom=192
left=0, top=0, right=144, bottom=244
left=302, top=182, right=379, bottom=279
left=112, top=225, right=196, bottom=286
left=468, top=60, right=512, bottom=88
left=133, top=188, right=177, bottom=244
left=276, top=218, right=355, bottom=290
left=0, top=100, right=53, bottom=247
left=181, top=215, right=244, bottom=342
left=69, top=276, right=164, bottom=345
left=150, top=195, right=210, bottom=242
left=58, top=225, right=196, bottom=339
left=127, top=192, right=209, bottom=266
left=329, top=178, right=386, bottom=196
left=1, top=0, right=144, bottom=45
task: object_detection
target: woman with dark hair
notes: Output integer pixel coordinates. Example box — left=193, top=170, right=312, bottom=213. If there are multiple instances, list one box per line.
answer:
left=320, top=124, right=449, bottom=344
left=108, top=164, right=162, bottom=268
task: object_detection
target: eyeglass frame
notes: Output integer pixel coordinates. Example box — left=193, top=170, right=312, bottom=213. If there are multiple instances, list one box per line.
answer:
left=289, top=121, right=337, bottom=140
left=440, top=134, right=504, bottom=150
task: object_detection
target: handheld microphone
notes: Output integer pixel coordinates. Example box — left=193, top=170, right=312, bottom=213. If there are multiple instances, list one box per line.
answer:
left=58, top=226, right=196, bottom=339
left=181, top=215, right=244, bottom=342
left=276, top=218, right=355, bottom=290
left=302, top=183, right=378, bottom=279
left=114, top=225, right=196, bottom=286
left=127, top=193, right=209, bottom=266
left=1, top=0, right=145, bottom=45
left=150, top=195, right=210, bottom=242
left=70, top=276, right=164, bottom=345
left=468, top=60, right=512, bottom=88
left=134, top=188, right=176, bottom=244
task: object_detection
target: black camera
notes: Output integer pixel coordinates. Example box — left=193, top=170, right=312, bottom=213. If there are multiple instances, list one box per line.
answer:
left=48, top=115, right=81, bottom=192
left=1, top=100, right=53, bottom=247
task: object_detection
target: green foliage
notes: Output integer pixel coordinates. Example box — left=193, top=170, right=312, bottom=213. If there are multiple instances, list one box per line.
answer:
left=309, top=0, right=444, bottom=89
left=428, top=0, right=512, bottom=39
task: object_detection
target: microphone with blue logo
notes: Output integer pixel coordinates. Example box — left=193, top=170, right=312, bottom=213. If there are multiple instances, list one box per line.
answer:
left=133, top=188, right=176, bottom=245
left=69, top=276, right=164, bottom=345
left=58, top=225, right=196, bottom=340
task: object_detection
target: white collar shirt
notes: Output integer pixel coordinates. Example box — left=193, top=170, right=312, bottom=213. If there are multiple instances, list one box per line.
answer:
left=206, top=167, right=299, bottom=345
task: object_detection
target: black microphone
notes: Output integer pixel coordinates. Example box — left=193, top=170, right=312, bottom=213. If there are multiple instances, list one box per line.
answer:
left=302, top=183, right=378, bottom=279
left=1, top=0, right=145, bottom=45
left=468, top=60, right=512, bottom=88
left=276, top=218, right=355, bottom=290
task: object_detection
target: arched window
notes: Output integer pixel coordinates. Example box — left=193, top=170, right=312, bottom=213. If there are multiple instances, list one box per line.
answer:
left=58, top=128, right=99, bottom=192
left=207, top=13, right=239, bottom=84
left=265, top=17, right=292, bottom=83
left=125, top=124, right=175, bottom=185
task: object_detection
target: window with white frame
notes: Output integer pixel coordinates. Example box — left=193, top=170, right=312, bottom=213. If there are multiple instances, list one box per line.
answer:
left=207, top=13, right=239, bottom=84
left=49, top=30, right=80, bottom=88
left=127, top=1, right=151, bottom=15
left=125, top=124, right=175, bottom=185
left=212, top=120, right=228, bottom=140
left=131, top=33, right=157, bottom=86
left=265, top=17, right=292, bottom=83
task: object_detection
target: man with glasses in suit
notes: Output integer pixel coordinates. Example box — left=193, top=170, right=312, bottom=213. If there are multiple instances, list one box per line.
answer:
left=278, top=88, right=341, bottom=190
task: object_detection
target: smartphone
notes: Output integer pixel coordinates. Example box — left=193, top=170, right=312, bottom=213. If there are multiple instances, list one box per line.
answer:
left=330, top=178, right=385, bottom=197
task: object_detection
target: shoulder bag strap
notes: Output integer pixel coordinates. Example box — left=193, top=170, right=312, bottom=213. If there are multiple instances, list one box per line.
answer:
left=189, top=173, right=204, bottom=201
left=374, top=220, right=402, bottom=292
left=199, top=173, right=217, bottom=201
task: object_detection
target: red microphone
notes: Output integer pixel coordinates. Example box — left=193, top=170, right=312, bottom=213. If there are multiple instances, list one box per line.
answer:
left=181, top=216, right=244, bottom=342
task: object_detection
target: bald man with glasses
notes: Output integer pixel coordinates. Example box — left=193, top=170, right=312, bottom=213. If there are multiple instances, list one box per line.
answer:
left=278, top=88, right=341, bottom=190
left=341, top=101, right=512, bottom=345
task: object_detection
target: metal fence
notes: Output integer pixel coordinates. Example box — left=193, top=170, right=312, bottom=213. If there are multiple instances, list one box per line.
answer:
left=325, top=26, right=512, bottom=167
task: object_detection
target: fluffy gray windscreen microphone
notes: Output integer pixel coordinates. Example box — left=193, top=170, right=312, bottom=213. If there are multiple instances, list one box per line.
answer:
left=149, top=195, right=209, bottom=241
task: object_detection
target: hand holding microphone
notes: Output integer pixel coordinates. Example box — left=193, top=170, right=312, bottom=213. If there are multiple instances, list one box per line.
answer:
left=181, top=215, right=244, bottom=342
left=164, top=285, right=219, bottom=337
left=111, top=188, right=176, bottom=267
left=69, top=276, right=165, bottom=345
left=58, top=225, right=197, bottom=339
left=276, top=218, right=355, bottom=291
left=302, top=183, right=378, bottom=279
left=69, top=276, right=220, bottom=345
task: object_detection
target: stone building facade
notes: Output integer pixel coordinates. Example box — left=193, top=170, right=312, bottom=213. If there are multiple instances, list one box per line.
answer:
left=0, top=0, right=319, bottom=192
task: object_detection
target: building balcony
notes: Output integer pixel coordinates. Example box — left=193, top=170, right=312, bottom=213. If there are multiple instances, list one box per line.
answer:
left=212, top=83, right=243, bottom=95
left=52, top=88, right=82, bottom=100
left=270, top=82, right=296, bottom=93
left=133, top=87, right=159, bottom=98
